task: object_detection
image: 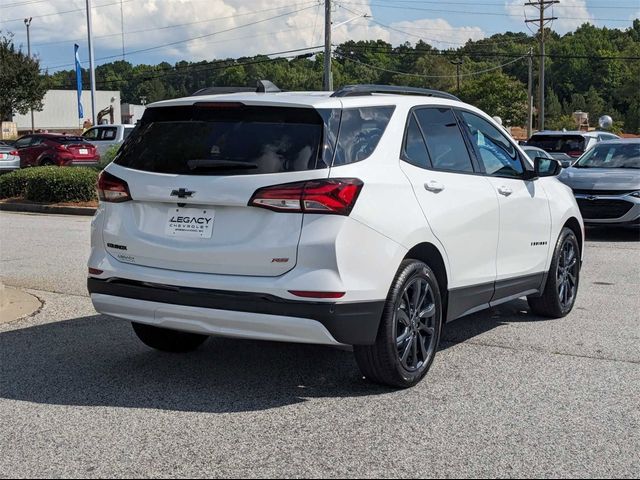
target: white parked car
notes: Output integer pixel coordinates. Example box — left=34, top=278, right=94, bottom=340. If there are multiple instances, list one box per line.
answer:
left=82, top=124, right=135, bottom=158
left=88, top=84, right=584, bottom=388
left=0, top=142, right=21, bottom=172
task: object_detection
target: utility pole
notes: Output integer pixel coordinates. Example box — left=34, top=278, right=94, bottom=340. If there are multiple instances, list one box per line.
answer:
left=527, top=47, right=533, bottom=138
left=450, top=59, right=463, bottom=93
left=120, top=0, right=125, bottom=60
left=24, top=17, right=35, bottom=133
left=86, top=0, right=97, bottom=126
left=323, top=0, right=333, bottom=91
left=525, top=0, right=558, bottom=131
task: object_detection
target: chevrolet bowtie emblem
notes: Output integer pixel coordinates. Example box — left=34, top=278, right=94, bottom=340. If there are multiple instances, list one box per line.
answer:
left=171, top=188, right=195, bottom=198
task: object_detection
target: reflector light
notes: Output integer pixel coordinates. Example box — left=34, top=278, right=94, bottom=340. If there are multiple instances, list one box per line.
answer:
left=289, top=290, right=346, bottom=299
left=88, top=268, right=103, bottom=275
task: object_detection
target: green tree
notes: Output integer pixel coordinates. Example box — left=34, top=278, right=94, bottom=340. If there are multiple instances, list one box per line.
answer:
left=459, top=72, right=528, bottom=126
left=0, top=32, right=46, bottom=121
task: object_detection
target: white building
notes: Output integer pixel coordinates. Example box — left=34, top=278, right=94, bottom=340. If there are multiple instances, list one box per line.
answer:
left=13, top=89, right=121, bottom=131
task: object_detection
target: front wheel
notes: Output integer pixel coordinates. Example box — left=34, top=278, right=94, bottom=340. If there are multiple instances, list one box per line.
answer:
left=354, top=260, right=443, bottom=388
left=528, top=227, right=581, bottom=318
left=132, top=322, right=209, bottom=352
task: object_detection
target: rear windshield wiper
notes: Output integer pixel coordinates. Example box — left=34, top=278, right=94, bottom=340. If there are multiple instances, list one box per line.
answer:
left=186, top=159, right=258, bottom=171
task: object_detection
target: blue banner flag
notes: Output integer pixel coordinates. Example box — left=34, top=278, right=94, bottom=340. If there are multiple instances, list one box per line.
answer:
left=74, top=44, right=84, bottom=119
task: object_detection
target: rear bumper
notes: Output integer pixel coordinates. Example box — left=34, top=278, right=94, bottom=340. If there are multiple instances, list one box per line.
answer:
left=88, top=277, right=385, bottom=345
left=0, top=159, right=20, bottom=170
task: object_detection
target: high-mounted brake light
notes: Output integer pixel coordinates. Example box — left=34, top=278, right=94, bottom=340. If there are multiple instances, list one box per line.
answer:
left=97, top=171, right=132, bottom=203
left=249, top=179, right=363, bottom=216
left=194, top=102, right=245, bottom=109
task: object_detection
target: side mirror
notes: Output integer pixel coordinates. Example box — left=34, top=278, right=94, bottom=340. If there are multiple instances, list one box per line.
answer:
left=534, top=157, right=562, bottom=177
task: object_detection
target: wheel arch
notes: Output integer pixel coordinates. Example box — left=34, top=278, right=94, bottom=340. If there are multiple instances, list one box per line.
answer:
left=563, top=217, right=583, bottom=257
left=404, top=242, right=449, bottom=299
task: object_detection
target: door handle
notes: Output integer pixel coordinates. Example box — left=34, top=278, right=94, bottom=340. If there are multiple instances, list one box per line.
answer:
left=424, top=180, right=445, bottom=193
left=497, top=186, right=513, bottom=197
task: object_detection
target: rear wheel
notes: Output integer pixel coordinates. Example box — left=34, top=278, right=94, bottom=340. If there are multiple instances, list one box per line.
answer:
left=39, top=158, right=54, bottom=166
left=131, top=322, right=208, bottom=352
left=354, top=259, right=443, bottom=388
left=528, top=227, right=580, bottom=318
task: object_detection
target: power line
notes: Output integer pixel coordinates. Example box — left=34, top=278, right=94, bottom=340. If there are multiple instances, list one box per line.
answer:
left=31, top=1, right=319, bottom=48
left=40, top=4, right=319, bottom=70
left=49, top=46, right=324, bottom=90
left=1, top=0, right=135, bottom=24
left=337, top=51, right=528, bottom=78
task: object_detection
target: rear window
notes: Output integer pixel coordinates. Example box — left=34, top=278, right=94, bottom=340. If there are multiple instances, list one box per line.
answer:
left=115, top=105, right=326, bottom=175
left=53, top=136, right=88, bottom=144
left=528, top=135, right=586, bottom=153
left=114, top=104, right=395, bottom=175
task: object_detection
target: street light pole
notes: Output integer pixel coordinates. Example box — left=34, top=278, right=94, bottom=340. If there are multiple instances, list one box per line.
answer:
left=85, top=0, right=97, bottom=126
left=24, top=17, right=35, bottom=133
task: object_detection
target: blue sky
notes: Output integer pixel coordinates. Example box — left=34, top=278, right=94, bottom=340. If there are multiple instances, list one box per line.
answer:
left=0, top=0, right=638, bottom=73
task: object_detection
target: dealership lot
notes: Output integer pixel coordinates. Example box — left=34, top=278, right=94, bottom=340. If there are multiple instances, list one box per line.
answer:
left=0, top=211, right=639, bottom=477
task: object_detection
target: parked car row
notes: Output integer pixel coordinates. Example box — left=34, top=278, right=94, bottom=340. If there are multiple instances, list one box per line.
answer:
left=0, top=124, right=137, bottom=173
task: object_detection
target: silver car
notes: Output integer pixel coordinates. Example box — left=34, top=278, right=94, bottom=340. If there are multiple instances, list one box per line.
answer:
left=82, top=124, right=135, bottom=158
left=0, top=142, right=21, bottom=172
left=558, top=139, right=640, bottom=227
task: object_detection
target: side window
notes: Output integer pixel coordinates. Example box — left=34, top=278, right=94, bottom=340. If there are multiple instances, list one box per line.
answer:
left=15, top=137, right=32, bottom=148
left=459, top=111, right=524, bottom=178
left=103, top=128, right=117, bottom=140
left=402, top=113, right=431, bottom=169
left=414, top=107, right=474, bottom=173
left=333, top=107, right=395, bottom=166
left=83, top=128, right=100, bottom=140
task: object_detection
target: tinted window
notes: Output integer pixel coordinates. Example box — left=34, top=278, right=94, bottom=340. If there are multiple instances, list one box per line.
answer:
left=14, top=137, right=32, bottom=148
left=460, top=111, right=523, bottom=177
left=83, top=128, right=99, bottom=140
left=414, top=108, right=474, bottom=173
left=402, top=113, right=430, bottom=169
left=122, top=128, right=134, bottom=140
left=528, top=135, right=586, bottom=154
left=102, top=127, right=117, bottom=140
left=575, top=143, right=640, bottom=169
left=333, top=107, right=395, bottom=166
left=115, top=106, right=326, bottom=175
left=53, top=136, right=88, bottom=144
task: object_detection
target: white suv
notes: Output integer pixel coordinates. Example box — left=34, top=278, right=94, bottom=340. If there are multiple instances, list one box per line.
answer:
left=88, top=84, right=584, bottom=388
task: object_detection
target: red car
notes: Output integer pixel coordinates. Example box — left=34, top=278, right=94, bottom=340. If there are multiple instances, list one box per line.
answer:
left=14, top=134, right=100, bottom=167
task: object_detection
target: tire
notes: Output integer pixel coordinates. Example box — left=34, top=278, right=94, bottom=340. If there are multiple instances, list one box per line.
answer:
left=131, top=322, right=208, bottom=353
left=528, top=227, right=581, bottom=318
left=39, top=158, right=55, bottom=166
left=354, top=259, right=443, bottom=388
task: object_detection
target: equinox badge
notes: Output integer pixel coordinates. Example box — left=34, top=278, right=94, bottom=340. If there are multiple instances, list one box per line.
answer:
left=171, top=188, right=195, bottom=198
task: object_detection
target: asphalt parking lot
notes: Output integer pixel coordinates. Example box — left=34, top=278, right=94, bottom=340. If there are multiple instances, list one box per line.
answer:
left=0, top=212, right=639, bottom=478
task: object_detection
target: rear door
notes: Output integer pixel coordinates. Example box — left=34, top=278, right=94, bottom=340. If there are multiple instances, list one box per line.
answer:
left=457, top=110, right=551, bottom=288
left=14, top=136, right=35, bottom=166
left=399, top=107, right=500, bottom=294
left=102, top=103, right=332, bottom=277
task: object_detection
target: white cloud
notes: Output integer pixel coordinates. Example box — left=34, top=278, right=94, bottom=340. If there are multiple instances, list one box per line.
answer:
left=1, top=0, right=487, bottom=69
left=505, top=0, right=595, bottom=33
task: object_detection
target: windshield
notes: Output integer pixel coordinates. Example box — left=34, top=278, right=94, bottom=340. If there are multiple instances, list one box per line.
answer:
left=528, top=135, right=586, bottom=154
left=575, top=143, right=640, bottom=169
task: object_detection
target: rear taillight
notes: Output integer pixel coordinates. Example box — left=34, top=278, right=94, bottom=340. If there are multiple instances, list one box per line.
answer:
left=97, top=171, right=132, bottom=203
left=249, top=179, right=363, bottom=215
left=55, top=144, right=68, bottom=152
left=10, top=150, right=18, bottom=156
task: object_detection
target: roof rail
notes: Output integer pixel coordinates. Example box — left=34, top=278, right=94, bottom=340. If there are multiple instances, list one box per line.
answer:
left=192, top=80, right=281, bottom=96
left=331, top=84, right=460, bottom=101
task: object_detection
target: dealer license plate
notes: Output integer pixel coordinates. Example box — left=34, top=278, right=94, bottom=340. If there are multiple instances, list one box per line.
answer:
left=165, top=207, right=214, bottom=239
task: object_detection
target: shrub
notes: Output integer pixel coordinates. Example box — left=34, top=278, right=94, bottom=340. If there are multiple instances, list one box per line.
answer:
left=94, top=144, right=121, bottom=171
left=0, top=166, right=98, bottom=203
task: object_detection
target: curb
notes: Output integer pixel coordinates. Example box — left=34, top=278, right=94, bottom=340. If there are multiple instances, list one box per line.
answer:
left=0, top=202, right=96, bottom=216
